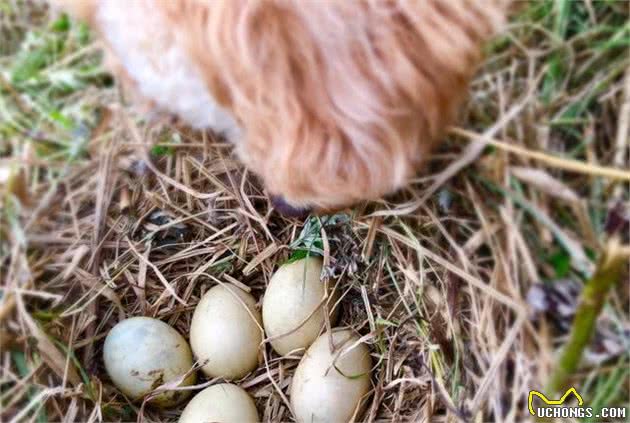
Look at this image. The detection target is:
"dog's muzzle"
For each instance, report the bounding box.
[270,195,312,219]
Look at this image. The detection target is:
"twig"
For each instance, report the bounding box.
[451,127,630,180]
[612,67,630,198]
[546,238,629,395]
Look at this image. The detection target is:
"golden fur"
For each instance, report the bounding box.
[55,0,506,211]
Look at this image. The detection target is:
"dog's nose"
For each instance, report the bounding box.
[270,195,312,218]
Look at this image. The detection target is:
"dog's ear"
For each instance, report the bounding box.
[174,1,421,207]
[163,0,507,209]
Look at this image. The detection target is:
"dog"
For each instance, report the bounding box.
[54,0,505,215]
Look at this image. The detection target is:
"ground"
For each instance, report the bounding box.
[0,1,628,422]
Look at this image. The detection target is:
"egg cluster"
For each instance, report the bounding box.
[102,257,372,422]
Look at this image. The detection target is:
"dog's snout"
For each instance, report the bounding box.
[270,195,311,218]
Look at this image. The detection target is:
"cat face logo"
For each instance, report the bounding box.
[528,387,584,415]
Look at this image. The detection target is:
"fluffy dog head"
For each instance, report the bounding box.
[56,0,505,213]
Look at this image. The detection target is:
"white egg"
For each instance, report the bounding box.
[190,284,262,379]
[263,257,339,355]
[179,383,259,423]
[103,317,195,407]
[290,329,372,423]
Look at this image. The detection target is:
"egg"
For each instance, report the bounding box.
[263,257,339,355]
[190,284,262,379]
[179,383,259,423]
[103,317,196,407]
[290,329,372,423]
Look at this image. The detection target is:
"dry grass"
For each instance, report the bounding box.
[1,1,628,422]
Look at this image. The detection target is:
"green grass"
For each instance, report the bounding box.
[1,9,107,164]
